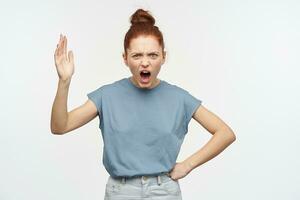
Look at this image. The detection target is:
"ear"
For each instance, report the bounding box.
[161,51,166,65]
[122,53,128,66]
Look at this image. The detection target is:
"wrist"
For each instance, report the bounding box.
[183,161,194,173]
[59,78,71,85]
[59,77,71,83]
[58,78,71,90]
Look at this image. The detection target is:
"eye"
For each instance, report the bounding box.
[132,54,140,58]
[149,54,158,58]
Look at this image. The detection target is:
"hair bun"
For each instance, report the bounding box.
[130,9,155,26]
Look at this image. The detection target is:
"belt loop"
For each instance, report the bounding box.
[157,175,162,185]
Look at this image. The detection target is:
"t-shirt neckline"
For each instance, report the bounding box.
[126,77,163,91]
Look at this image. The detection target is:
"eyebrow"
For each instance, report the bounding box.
[130,51,160,55]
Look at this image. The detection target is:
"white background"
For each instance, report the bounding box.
[1,0,299,199]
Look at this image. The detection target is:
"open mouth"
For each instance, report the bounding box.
[140,70,151,83]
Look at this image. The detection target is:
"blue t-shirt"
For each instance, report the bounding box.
[87,77,202,178]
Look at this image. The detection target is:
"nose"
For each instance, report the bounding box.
[140,57,150,67]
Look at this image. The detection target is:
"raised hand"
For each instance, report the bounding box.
[54,34,74,81]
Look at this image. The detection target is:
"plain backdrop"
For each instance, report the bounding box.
[1,0,299,199]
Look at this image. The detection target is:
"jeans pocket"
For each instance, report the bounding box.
[105,178,121,196]
[163,179,182,196]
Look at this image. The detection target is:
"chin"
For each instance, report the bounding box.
[135,76,153,88]
[138,81,152,88]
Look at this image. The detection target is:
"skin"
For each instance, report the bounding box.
[54,34,74,81]
[122,35,166,89]
[51,34,236,181]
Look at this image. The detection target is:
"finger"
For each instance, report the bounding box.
[55,45,61,57]
[68,50,74,63]
[64,36,67,56]
[61,36,64,54]
[63,36,67,58]
[59,34,62,47]
[54,49,59,60]
[56,43,60,53]
[57,34,63,56]
[61,35,66,57]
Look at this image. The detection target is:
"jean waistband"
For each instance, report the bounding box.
[109,172,173,186]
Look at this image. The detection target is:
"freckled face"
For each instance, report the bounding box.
[123,35,166,89]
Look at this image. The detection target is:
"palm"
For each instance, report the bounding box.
[54,34,74,80]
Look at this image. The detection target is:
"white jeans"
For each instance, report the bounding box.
[104,172,182,200]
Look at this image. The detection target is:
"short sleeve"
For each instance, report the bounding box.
[87,86,104,114]
[183,90,202,127]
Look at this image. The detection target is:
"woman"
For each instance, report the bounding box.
[51,8,236,200]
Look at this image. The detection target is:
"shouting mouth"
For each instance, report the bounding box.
[140,70,151,83]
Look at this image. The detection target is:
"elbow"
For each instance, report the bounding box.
[51,130,64,135]
[221,126,236,143]
[228,129,236,143]
[50,124,66,135]
[50,128,65,135]
[231,133,237,142]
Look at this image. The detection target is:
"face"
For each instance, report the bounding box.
[123,35,166,89]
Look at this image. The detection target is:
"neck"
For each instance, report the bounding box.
[130,76,160,89]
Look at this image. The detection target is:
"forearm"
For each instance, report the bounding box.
[50,79,71,134]
[183,128,236,173]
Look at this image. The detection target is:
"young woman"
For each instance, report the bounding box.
[51,8,236,200]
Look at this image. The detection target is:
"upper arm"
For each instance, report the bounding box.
[62,99,98,134]
[192,105,234,135]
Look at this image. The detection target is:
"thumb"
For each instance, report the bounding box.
[68,51,74,63]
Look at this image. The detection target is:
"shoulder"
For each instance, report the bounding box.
[163,80,202,105]
[162,80,190,96]
[93,78,126,92]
